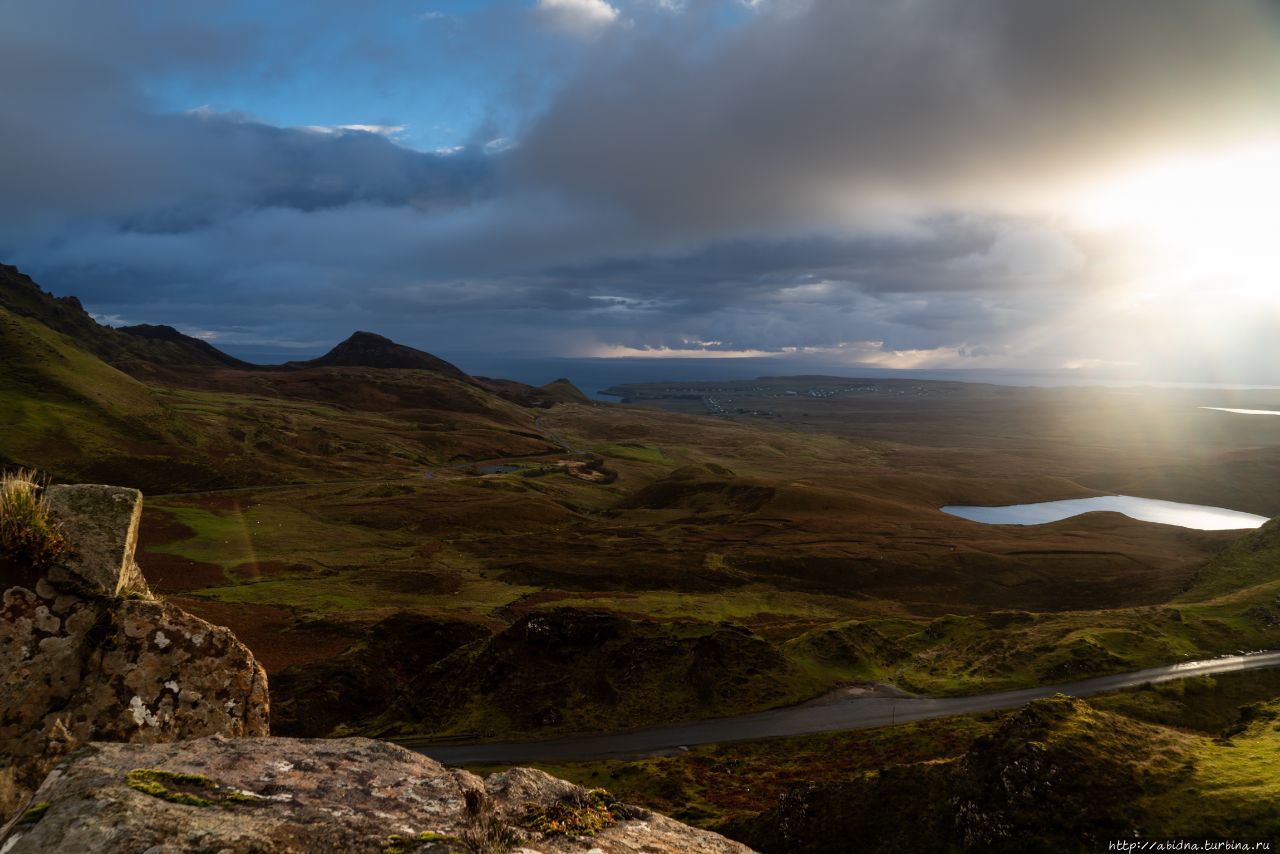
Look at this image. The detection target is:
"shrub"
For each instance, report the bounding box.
[0,469,67,568]
[523,789,622,838]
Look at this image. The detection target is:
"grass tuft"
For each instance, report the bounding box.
[0,469,67,569]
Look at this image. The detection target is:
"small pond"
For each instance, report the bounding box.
[1200,407,1280,416]
[475,464,522,475]
[942,495,1268,531]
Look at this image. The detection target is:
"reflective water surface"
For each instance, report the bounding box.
[1200,407,1280,416]
[942,495,1268,530]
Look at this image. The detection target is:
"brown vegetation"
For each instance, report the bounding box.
[0,469,66,572]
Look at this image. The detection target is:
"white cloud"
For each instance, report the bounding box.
[537,0,620,36]
[948,225,1085,286]
[588,344,774,358]
[89,312,130,327]
[483,137,516,154]
[303,124,407,139]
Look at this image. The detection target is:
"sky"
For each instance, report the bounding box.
[3,0,1280,382]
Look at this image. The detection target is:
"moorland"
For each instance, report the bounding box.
[4,263,1280,847]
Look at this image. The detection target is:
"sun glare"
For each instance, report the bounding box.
[1073,141,1280,306]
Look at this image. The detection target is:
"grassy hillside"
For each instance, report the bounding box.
[140,393,1280,743]
[1180,517,1280,603]
[726,691,1280,851]
[539,378,592,405]
[0,306,204,485]
[0,311,561,492]
[0,264,251,369]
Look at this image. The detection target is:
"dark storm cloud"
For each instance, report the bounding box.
[1,73,494,233]
[3,1,1279,373]
[515,0,1280,233]
[538,218,1069,298]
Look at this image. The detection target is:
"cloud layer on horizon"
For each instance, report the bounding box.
[3,0,1279,380]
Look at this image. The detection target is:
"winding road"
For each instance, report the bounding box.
[414,650,1280,765]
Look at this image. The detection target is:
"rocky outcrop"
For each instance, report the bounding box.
[0,485,268,820]
[3,736,750,853]
[43,484,151,598]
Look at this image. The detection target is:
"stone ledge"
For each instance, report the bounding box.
[44,484,150,599]
[1,737,752,853]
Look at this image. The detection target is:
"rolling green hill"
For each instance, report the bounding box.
[0,264,253,369]
[0,306,198,482]
[0,267,560,491]
[730,692,1280,851]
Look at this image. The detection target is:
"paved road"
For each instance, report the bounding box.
[415,650,1280,765]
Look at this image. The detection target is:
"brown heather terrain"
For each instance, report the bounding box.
[5,265,1280,846]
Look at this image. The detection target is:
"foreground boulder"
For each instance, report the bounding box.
[0,484,268,819]
[2,736,750,853]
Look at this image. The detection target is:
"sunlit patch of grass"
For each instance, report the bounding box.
[1178,518,1280,604]
[143,499,409,571]
[194,571,538,617]
[600,444,669,464]
[545,587,861,625]
[1136,700,1280,839]
[1092,669,1280,732]
[1182,729,1280,818]
[875,603,1280,698]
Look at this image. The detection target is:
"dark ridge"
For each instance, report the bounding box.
[286,331,471,380]
[117,324,255,369]
[539,377,591,405]
[0,263,256,370]
[117,323,197,342]
[473,376,551,408]
[0,264,106,342]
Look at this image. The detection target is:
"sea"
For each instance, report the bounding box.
[219,348,1280,403]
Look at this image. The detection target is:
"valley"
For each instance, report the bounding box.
[4,267,1280,847]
